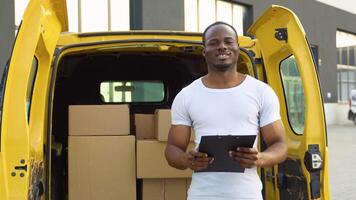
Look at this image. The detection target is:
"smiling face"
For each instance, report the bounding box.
[203,24,239,72]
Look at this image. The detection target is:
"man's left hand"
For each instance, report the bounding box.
[229,147,263,168]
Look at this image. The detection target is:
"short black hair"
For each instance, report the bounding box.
[202,21,238,46]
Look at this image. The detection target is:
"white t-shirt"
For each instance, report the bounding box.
[171,75,281,200]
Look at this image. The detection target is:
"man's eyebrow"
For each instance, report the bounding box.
[206,36,236,43]
[207,38,219,42]
[224,37,235,40]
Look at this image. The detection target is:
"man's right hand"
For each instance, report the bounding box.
[165,125,214,170]
[185,149,214,171]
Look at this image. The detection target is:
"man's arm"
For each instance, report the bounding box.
[258,119,287,167]
[165,125,213,170]
[230,120,287,168]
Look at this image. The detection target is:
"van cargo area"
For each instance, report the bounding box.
[0,3,330,199]
[50,47,253,200]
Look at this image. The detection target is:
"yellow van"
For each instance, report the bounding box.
[0,0,329,199]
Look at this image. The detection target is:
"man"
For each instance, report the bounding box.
[165,21,287,200]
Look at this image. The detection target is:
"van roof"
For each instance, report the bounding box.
[58,31,255,48]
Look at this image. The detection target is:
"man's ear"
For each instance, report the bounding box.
[202,48,206,56]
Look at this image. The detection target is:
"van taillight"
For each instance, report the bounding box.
[349,99,352,109]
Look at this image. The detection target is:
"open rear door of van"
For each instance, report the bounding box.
[0,0,67,199]
[247,5,329,200]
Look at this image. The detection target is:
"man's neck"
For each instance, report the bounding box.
[202,71,246,89]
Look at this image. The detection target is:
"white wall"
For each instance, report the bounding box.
[316,0,356,15]
[324,103,353,125]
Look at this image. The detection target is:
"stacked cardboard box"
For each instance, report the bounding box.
[154,109,195,142]
[135,109,195,199]
[69,105,130,136]
[142,178,190,200]
[69,106,195,200]
[134,109,195,178]
[68,105,136,200]
[134,114,155,139]
[136,140,194,178]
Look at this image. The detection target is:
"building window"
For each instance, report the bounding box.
[184,0,249,35]
[68,0,130,32]
[15,0,130,33]
[336,31,356,102]
[14,0,28,36]
[337,69,356,101]
[15,0,29,28]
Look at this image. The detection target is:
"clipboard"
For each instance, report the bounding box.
[196,135,256,173]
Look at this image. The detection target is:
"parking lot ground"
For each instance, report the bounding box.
[328,125,356,200]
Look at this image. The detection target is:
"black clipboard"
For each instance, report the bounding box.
[196,135,256,173]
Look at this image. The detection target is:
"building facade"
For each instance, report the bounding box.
[1,0,356,125]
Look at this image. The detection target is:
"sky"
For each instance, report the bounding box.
[316,0,356,14]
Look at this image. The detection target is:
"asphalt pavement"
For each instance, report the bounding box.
[328,124,356,200]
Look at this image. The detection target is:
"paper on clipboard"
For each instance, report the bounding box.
[196,135,256,173]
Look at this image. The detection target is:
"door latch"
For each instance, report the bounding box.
[304,144,323,171]
[304,144,322,199]
[11,160,28,177]
[14,165,28,171]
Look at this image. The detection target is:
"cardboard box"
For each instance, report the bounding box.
[135,114,155,139]
[142,179,164,200]
[68,136,136,200]
[69,104,130,136]
[154,109,171,141]
[155,109,195,142]
[142,179,187,200]
[137,140,194,178]
[165,179,187,200]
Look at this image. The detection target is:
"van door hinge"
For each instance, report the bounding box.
[304,144,323,172]
[304,144,322,199]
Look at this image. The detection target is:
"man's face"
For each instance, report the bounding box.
[203,24,239,72]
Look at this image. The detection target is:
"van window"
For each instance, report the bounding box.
[26,57,38,122]
[280,55,305,134]
[100,81,165,103]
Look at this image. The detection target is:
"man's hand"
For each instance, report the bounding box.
[229,120,288,169]
[229,147,262,168]
[185,149,214,171]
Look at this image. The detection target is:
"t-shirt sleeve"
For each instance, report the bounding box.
[259,86,281,127]
[171,90,192,126]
